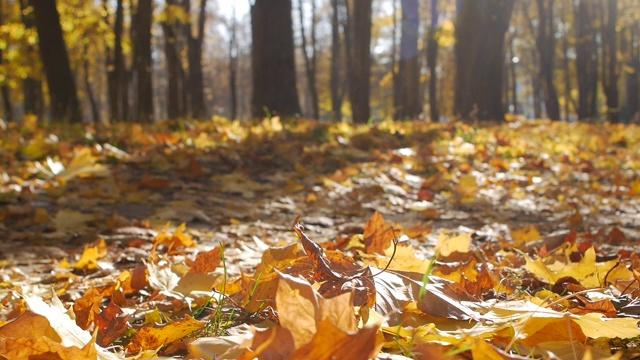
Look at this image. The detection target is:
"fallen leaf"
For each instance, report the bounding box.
[126,315,205,354]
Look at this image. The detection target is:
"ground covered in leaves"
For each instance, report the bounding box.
[1,117,640,359]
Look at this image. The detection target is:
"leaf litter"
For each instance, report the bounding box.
[0,118,640,358]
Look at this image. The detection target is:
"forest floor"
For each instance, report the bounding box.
[0,117,640,359]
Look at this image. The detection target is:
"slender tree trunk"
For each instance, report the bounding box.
[426,0,439,121]
[162,0,181,119]
[18,0,43,118]
[0,0,12,121]
[188,0,207,118]
[135,0,153,123]
[83,44,100,123]
[347,0,372,123]
[330,0,343,121]
[534,0,560,120]
[508,34,517,113]
[251,0,301,118]
[600,0,619,122]
[575,0,598,121]
[561,0,573,120]
[391,0,399,118]
[32,0,80,122]
[229,13,238,120]
[454,0,515,121]
[114,0,125,121]
[625,23,639,121]
[298,0,319,119]
[395,0,421,119]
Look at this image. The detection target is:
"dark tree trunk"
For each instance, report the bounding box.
[454,0,514,121]
[347,0,372,123]
[395,0,421,119]
[162,0,181,120]
[251,0,301,118]
[508,33,517,113]
[560,0,573,120]
[0,0,12,122]
[575,0,598,121]
[391,0,399,118]
[426,0,439,121]
[229,14,238,120]
[298,0,319,119]
[135,0,153,123]
[330,0,344,121]
[83,44,100,123]
[624,23,639,121]
[19,0,44,118]
[32,0,80,122]
[534,0,560,120]
[188,0,207,119]
[114,0,125,121]
[600,0,619,122]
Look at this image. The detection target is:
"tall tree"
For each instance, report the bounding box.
[600,0,619,122]
[575,0,598,120]
[32,0,80,122]
[104,0,126,121]
[395,0,421,119]
[329,0,345,121]
[426,0,440,121]
[0,0,12,121]
[454,0,514,121]
[623,23,639,121]
[533,0,560,120]
[250,0,300,118]
[187,0,208,119]
[347,0,372,123]
[19,0,44,118]
[229,12,238,120]
[298,0,319,119]
[135,0,153,123]
[161,0,182,119]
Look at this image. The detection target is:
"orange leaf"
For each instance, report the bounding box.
[153,223,196,249]
[73,287,106,330]
[188,247,222,274]
[126,315,205,354]
[289,319,380,360]
[95,302,130,347]
[363,211,395,255]
[0,311,59,341]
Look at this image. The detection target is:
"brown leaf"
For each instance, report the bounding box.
[188,246,222,274]
[363,211,396,255]
[73,287,106,330]
[0,335,97,360]
[237,326,295,360]
[95,302,130,347]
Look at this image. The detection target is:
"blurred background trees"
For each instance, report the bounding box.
[0,0,638,123]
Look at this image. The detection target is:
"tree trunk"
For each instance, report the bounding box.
[560,0,573,120]
[534,0,560,120]
[426,0,439,122]
[395,0,421,119]
[18,0,44,118]
[508,33,517,113]
[600,0,619,122]
[161,0,181,120]
[454,0,514,121]
[32,0,80,122]
[229,14,238,120]
[83,44,100,123]
[114,0,125,121]
[0,0,12,122]
[298,0,319,119]
[347,0,372,123]
[329,0,344,121]
[188,0,207,119]
[135,0,153,123]
[391,0,399,119]
[575,0,598,121]
[624,23,639,121]
[251,0,300,118]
